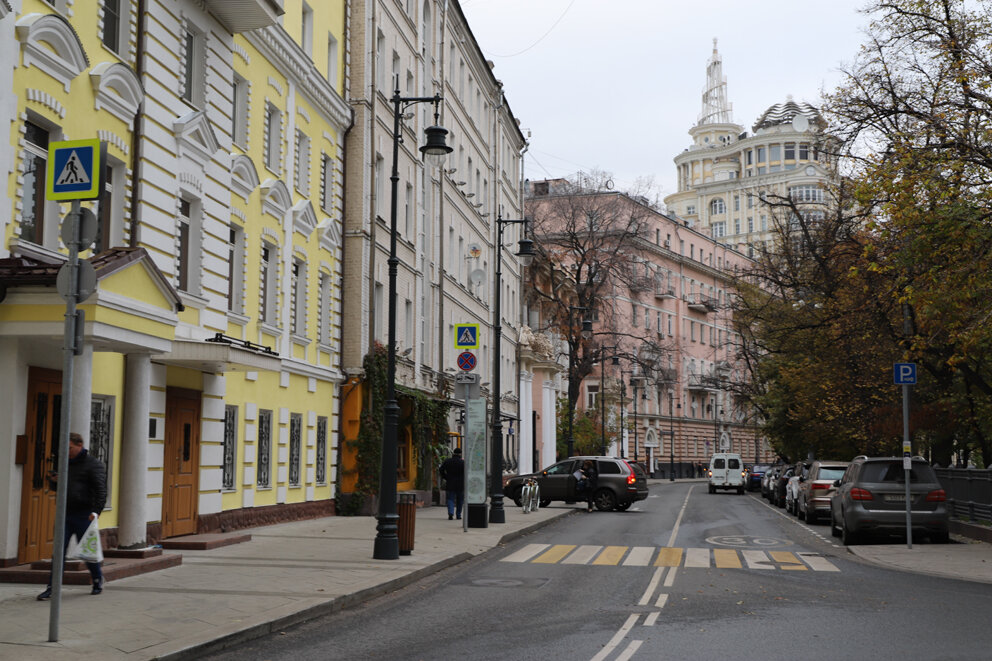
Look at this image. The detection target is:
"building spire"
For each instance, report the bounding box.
[698,38,733,125]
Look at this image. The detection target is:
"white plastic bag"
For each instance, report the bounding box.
[66,515,103,563]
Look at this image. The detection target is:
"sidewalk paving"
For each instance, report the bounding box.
[0,504,577,661]
[1,491,989,660]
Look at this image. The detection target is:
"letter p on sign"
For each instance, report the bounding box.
[894,363,917,385]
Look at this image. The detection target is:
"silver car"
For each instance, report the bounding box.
[798,460,849,524]
[830,456,949,545]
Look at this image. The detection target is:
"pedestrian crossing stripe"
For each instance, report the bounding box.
[502,544,840,572]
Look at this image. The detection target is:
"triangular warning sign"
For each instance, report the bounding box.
[57,151,90,186]
[458,327,475,344]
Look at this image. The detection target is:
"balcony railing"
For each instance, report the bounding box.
[686,293,718,313]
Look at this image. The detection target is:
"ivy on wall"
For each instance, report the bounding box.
[339,342,451,514]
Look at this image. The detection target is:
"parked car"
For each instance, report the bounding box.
[761,464,784,500]
[708,453,746,494]
[504,456,649,511]
[785,462,811,515]
[798,460,850,523]
[830,456,949,545]
[747,464,771,492]
[771,464,796,507]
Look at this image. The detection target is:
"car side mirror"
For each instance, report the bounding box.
[542,471,549,477]
[833,479,841,487]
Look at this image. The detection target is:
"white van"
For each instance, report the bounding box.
[708,453,745,494]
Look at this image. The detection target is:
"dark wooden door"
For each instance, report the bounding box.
[19,368,62,563]
[162,388,200,538]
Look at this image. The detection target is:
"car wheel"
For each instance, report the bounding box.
[539,499,552,508]
[594,489,617,511]
[737,486,744,495]
[614,501,632,511]
[931,530,950,544]
[841,517,860,546]
[708,484,716,494]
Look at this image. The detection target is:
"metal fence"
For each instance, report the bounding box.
[935,468,992,524]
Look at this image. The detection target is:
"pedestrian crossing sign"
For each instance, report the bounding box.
[454,323,479,349]
[46,139,104,201]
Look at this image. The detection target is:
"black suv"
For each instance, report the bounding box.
[504,456,649,511]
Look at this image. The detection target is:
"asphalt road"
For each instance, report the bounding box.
[202,484,992,660]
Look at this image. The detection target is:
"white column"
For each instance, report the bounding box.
[517,370,533,474]
[70,344,93,445]
[118,353,151,548]
[541,379,556,468]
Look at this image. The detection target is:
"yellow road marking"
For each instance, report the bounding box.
[593,545,628,565]
[533,544,576,563]
[713,548,743,569]
[654,547,683,567]
[769,551,808,570]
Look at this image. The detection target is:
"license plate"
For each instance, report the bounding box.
[884,494,905,502]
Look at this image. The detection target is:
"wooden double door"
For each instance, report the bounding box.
[162,388,201,538]
[18,368,63,564]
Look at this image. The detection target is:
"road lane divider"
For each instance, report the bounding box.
[589,613,640,661]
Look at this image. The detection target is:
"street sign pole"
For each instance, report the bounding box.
[895,362,917,550]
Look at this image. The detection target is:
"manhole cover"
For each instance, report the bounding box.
[462,577,549,589]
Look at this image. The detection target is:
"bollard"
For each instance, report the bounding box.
[397,492,417,555]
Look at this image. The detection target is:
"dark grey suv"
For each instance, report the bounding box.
[505,456,649,511]
[829,456,949,545]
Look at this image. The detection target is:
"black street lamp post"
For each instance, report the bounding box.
[670,402,679,482]
[631,378,641,464]
[489,213,534,524]
[373,87,451,561]
[599,346,619,456]
[618,375,625,459]
[565,306,592,458]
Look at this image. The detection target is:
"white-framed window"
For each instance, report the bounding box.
[374,153,384,220]
[222,405,238,491]
[101,0,127,54]
[257,409,272,488]
[93,158,125,253]
[734,219,741,234]
[376,30,385,90]
[404,183,413,239]
[712,221,725,238]
[733,195,740,211]
[289,413,302,487]
[373,282,384,341]
[318,271,332,346]
[177,198,201,293]
[21,119,52,246]
[316,416,328,485]
[685,204,696,215]
[295,130,310,195]
[232,74,249,147]
[264,103,282,173]
[181,22,205,107]
[709,198,725,215]
[320,153,334,213]
[260,241,277,324]
[227,225,245,313]
[326,33,338,87]
[747,217,754,233]
[291,258,306,336]
[300,2,313,55]
[789,185,824,203]
[586,384,599,410]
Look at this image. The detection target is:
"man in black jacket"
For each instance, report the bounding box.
[38,433,108,600]
[439,447,464,520]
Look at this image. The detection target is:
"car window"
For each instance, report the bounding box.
[861,462,936,483]
[544,461,574,476]
[713,458,726,469]
[728,458,740,469]
[598,460,621,474]
[753,464,770,472]
[817,467,846,481]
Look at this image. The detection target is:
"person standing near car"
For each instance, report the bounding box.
[37,433,107,600]
[579,460,598,512]
[439,447,464,520]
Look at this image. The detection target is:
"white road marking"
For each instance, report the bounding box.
[684,547,710,568]
[638,567,666,605]
[664,566,678,586]
[643,611,660,627]
[590,613,640,661]
[502,543,548,563]
[615,639,643,661]
[655,593,669,608]
[623,546,655,566]
[667,486,695,547]
[798,551,840,572]
[742,550,775,569]
[563,545,603,564]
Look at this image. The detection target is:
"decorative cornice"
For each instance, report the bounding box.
[16,13,89,92]
[173,110,221,167]
[89,61,144,123]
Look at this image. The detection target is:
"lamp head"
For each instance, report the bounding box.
[581,318,593,339]
[516,237,535,267]
[420,125,452,167]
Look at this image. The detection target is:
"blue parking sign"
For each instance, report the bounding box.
[894,363,917,385]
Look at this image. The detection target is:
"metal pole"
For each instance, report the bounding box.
[632,382,638,463]
[49,200,82,642]
[600,348,607,456]
[670,401,677,481]
[489,219,505,524]
[566,308,574,459]
[618,379,625,459]
[903,382,912,549]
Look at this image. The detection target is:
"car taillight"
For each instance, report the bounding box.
[707,470,712,477]
[926,489,946,502]
[622,460,637,485]
[850,487,873,501]
[741,471,747,478]
[811,481,832,491]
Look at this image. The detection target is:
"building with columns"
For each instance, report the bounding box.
[0,0,349,564]
[663,40,836,258]
[339,0,527,502]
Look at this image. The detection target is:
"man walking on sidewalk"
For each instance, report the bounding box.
[439,447,464,520]
[38,433,107,600]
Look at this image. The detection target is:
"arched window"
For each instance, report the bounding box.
[709,198,726,215]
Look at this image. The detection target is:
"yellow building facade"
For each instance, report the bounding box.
[0,0,350,566]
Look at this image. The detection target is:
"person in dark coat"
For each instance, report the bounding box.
[439,447,465,520]
[38,433,107,600]
[579,459,598,512]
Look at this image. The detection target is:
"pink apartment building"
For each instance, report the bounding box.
[519,179,774,477]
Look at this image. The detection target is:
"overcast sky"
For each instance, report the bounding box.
[460,0,874,201]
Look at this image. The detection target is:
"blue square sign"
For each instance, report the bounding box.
[894,363,917,385]
[46,139,103,200]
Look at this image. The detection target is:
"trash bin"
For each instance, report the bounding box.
[397,492,417,555]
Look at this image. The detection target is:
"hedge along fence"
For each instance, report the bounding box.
[935,468,992,524]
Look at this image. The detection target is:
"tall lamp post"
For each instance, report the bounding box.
[565,306,592,458]
[631,377,641,464]
[600,345,618,456]
[618,373,626,459]
[373,86,451,561]
[489,213,535,524]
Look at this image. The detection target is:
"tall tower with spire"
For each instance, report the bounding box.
[698,38,733,126]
